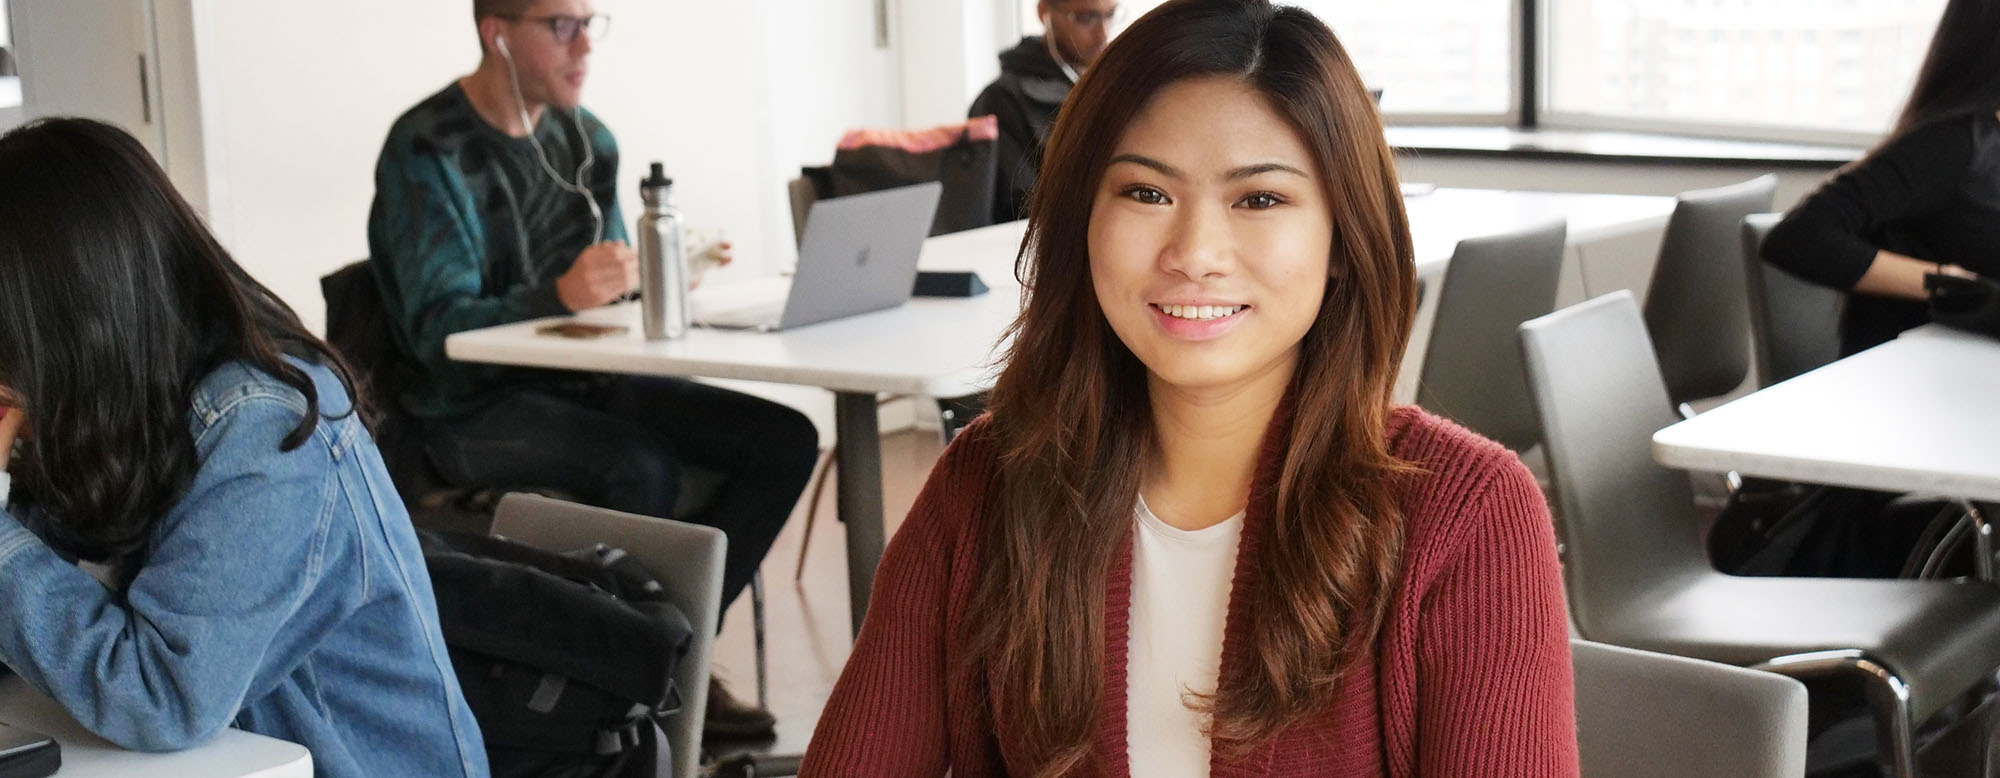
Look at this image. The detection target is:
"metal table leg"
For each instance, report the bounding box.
[834,391,885,639]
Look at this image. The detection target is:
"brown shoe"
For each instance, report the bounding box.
[703,677,776,738]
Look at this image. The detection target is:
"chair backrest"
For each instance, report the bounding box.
[321,259,437,499]
[1519,292,1709,633]
[319,259,398,402]
[1740,212,1844,386]
[1642,174,1778,405]
[1572,639,1808,778]
[491,493,725,778]
[1417,218,1568,451]
[817,116,1000,236]
[787,176,817,248]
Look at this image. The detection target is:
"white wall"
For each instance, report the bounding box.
[192,0,487,332]
[896,0,1003,130]
[760,0,903,252]
[189,0,903,336]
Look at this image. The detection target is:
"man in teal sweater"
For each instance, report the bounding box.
[367,0,815,737]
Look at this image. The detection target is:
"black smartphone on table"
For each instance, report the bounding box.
[0,722,58,778]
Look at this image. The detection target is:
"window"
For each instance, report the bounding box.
[1012,0,1948,142]
[0,0,19,111]
[1293,0,1514,117]
[1543,0,1948,140]
[1018,0,1515,118]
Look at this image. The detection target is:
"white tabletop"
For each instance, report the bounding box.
[446,187,1675,401]
[1653,325,2000,502]
[0,677,312,778]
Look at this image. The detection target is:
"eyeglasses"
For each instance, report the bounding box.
[501,13,611,45]
[1051,4,1127,28]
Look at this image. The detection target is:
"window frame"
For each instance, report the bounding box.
[1007,0,1928,146]
[1527,0,1916,147]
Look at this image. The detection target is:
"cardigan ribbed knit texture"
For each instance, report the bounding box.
[800,405,1578,777]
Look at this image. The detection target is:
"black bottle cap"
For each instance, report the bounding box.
[642,162,673,189]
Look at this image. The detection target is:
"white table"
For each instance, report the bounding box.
[447,187,1676,635]
[1653,325,2000,503]
[0,678,311,778]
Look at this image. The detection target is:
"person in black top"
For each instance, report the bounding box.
[1763,0,2000,355]
[969,1,1125,224]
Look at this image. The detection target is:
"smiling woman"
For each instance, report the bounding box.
[1087,77,1338,398]
[800,2,1576,777]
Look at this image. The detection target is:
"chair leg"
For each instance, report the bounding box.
[1963,499,1994,582]
[1757,650,1918,778]
[792,446,837,583]
[1862,668,1919,778]
[1912,504,1975,579]
[937,407,957,448]
[751,570,768,710]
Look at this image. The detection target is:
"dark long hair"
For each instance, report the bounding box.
[0,118,362,562]
[968,1,1418,773]
[1883,0,2000,141]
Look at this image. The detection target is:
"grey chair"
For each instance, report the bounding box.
[1520,291,2000,778]
[1573,639,1808,778]
[492,493,725,778]
[1741,212,1844,387]
[1416,218,1567,451]
[1642,175,1778,410]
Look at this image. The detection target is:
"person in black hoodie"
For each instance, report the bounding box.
[970,1,1125,224]
[1763,0,2000,353]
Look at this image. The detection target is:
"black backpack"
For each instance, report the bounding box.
[419,529,694,778]
[1709,480,1973,579]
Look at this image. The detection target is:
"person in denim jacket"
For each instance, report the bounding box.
[0,118,488,778]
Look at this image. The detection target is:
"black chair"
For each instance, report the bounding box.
[800,117,1000,238]
[319,260,454,515]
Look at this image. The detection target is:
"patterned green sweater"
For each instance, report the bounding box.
[367,82,627,420]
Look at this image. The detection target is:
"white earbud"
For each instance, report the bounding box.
[492,27,603,243]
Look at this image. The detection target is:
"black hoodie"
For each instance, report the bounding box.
[969,36,1075,224]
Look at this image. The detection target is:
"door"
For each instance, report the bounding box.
[8,0,163,156]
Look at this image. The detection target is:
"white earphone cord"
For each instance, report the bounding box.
[499,38,605,244]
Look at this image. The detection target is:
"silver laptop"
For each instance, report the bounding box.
[695,182,942,331]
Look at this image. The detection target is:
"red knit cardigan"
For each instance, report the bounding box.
[800,406,1578,777]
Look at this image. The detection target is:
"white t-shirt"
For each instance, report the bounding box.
[1125,496,1245,778]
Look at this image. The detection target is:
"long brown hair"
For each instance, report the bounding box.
[1891,0,2000,137]
[967,0,1418,773]
[1851,0,2000,169]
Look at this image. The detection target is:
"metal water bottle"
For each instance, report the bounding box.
[636,162,689,340]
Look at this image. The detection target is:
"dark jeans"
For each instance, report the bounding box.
[424,375,819,609]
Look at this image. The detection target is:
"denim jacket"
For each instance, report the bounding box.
[0,357,489,778]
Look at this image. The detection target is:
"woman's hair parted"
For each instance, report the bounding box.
[0,118,363,562]
[967,0,1418,773]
